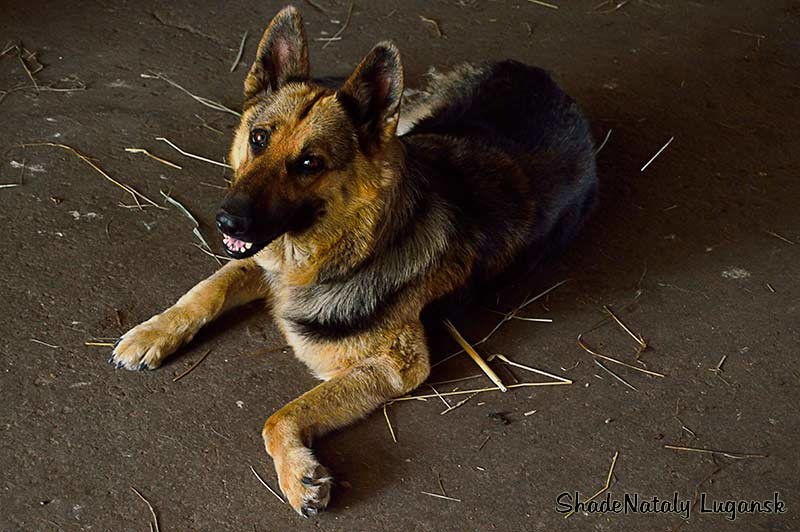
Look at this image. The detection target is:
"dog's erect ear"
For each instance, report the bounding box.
[244,5,309,101]
[338,42,404,146]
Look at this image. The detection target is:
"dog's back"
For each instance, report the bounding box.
[400,60,597,295]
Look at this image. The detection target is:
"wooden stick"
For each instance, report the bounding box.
[389,381,571,403]
[172,349,212,382]
[156,137,231,168]
[564,451,619,519]
[124,148,182,169]
[577,335,665,377]
[593,359,638,391]
[663,444,768,460]
[491,353,572,384]
[382,404,397,443]
[250,465,286,503]
[130,487,160,532]
[432,279,569,368]
[229,31,248,72]
[640,136,674,172]
[20,142,161,209]
[322,0,354,49]
[443,319,507,392]
[527,0,559,9]
[421,491,461,502]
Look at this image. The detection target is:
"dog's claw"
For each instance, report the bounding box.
[113,337,122,349]
[137,362,148,371]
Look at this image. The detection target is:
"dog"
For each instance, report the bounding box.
[110,4,597,516]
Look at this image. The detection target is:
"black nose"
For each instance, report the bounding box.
[216,209,252,237]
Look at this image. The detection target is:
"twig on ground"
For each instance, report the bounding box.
[428,384,451,408]
[730,28,766,41]
[640,136,674,172]
[85,341,115,347]
[486,309,552,322]
[432,279,569,368]
[564,451,619,519]
[707,354,730,386]
[19,142,161,209]
[595,0,629,13]
[764,230,796,245]
[389,380,571,404]
[156,137,231,168]
[230,31,248,72]
[17,48,40,91]
[124,148,182,169]
[161,190,220,265]
[426,374,483,387]
[1,41,15,57]
[443,319,507,391]
[593,359,638,391]
[303,0,332,15]
[437,472,447,496]
[383,403,397,443]
[420,16,446,38]
[322,1,354,49]
[421,491,461,502]
[130,487,160,532]
[577,334,665,377]
[194,114,225,135]
[602,305,648,355]
[489,353,572,384]
[663,444,767,460]
[172,349,213,382]
[30,338,60,349]
[199,181,227,190]
[527,0,559,9]
[142,72,240,117]
[439,392,480,415]
[690,464,725,513]
[192,242,232,262]
[249,465,286,504]
[594,128,612,155]
[674,416,696,439]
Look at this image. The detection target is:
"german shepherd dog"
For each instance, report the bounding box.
[110,5,597,516]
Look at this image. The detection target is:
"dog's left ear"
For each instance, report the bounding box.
[244,5,309,102]
[338,41,404,147]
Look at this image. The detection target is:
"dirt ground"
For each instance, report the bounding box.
[2,1,799,530]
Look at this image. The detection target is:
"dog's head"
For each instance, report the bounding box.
[218,5,404,259]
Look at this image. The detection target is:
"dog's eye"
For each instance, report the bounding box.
[299,155,325,174]
[249,129,270,151]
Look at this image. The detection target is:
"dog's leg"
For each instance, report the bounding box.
[262,322,430,516]
[110,258,268,370]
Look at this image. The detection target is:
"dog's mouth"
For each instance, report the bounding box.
[221,233,269,259]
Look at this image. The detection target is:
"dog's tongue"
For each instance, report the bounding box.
[222,234,251,253]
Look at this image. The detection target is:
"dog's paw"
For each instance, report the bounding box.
[276,448,333,517]
[108,311,193,371]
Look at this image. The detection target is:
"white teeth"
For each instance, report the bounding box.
[245,242,252,249]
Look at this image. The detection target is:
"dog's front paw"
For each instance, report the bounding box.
[275,447,333,517]
[109,310,194,371]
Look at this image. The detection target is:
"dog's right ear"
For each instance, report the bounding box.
[338,42,404,149]
[244,5,309,102]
